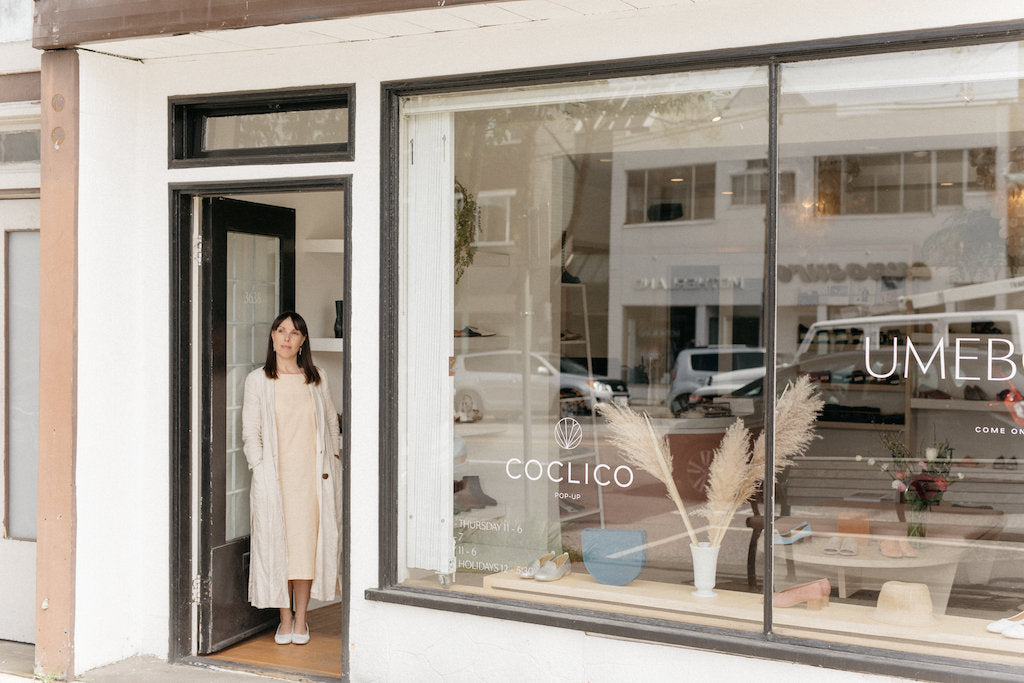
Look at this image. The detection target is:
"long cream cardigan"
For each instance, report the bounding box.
[242,366,342,609]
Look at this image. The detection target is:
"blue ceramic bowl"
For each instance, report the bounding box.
[581,528,647,586]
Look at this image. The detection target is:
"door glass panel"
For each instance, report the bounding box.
[225,231,280,541]
[6,230,39,540]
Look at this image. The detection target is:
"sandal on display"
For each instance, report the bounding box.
[773,521,812,545]
[520,552,557,579]
[838,537,859,556]
[534,552,572,582]
[822,536,842,555]
[772,578,831,609]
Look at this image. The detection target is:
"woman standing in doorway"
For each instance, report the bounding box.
[242,311,342,645]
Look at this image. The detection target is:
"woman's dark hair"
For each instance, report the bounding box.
[263,311,321,384]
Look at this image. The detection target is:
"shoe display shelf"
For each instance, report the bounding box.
[473,568,1024,666]
[301,236,345,354]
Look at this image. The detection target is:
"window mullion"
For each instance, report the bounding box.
[762,60,781,635]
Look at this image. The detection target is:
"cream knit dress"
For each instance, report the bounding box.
[273,373,319,580]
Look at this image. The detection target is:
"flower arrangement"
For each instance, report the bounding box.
[598,375,823,547]
[858,432,965,536]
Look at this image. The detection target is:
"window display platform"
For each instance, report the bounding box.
[468,569,1024,666]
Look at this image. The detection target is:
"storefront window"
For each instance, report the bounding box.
[399,67,770,633]
[777,41,1024,663]
[393,35,1024,671]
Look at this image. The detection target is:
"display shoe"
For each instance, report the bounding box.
[1008,456,1019,471]
[292,622,310,645]
[822,536,842,555]
[463,475,498,507]
[1003,623,1024,639]
[838,537,859,556]
[453,488,486,512]
[520,552,557,579]
[773,522,812,545]
[534,552,572,582]
[879,539,902,558]
[772,578,831,609]
[897,538,917,558]
[274,622,293,645]
[986,610,1024,634]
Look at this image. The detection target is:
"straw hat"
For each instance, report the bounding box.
[872,581,936,625]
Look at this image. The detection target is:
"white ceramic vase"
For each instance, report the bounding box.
[690,542,720,597]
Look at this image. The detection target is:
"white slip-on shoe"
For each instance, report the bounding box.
[822,536,842,555]
[1003,623,1024,639]
[838,537,859,556]
[534,552,571,582]
[988,610,1024,634]
[292,622,310,645]
[274,623,293,645]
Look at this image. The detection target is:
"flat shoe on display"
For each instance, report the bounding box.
[292,622,310,645]
[879,539,902,558]
[274,623,293,645]
[534,552,572,581]
[773,522,812,545]
[822,536,842,555]
[772,578,831,609]
[897,538,917,558]
[520,552,557,579]
[1003,623,1024,639]
[987,610,1024,634]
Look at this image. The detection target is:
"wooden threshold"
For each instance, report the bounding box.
[204,603,341,680]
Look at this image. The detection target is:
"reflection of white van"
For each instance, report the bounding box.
[795,310,1024,361]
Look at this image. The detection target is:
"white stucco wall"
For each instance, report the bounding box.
[0,0,32,44]
[68,0,1024,678]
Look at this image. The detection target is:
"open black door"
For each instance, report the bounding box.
[199,196,296,653]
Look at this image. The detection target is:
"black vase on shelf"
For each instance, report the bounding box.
[334,300,344,339]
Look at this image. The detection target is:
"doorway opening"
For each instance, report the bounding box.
[170,179,350,681]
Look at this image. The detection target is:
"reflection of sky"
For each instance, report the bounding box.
[782,42,1023,111]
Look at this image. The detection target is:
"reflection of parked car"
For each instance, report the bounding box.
[667,346,765,416]
[453,351,629,417]
[687,365,766,406]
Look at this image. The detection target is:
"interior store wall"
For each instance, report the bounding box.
[66,0,1024,677]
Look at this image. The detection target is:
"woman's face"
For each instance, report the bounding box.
[272,317,305,364]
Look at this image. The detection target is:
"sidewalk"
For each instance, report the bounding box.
[0,656,295,682]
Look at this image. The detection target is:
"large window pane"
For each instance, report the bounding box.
[779,41,1024,663]
[401,67,768,630]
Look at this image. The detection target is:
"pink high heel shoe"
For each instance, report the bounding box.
[772,578,831,609]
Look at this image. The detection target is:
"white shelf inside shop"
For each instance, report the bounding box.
[310,337,344,353]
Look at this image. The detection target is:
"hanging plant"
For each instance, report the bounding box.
[454,179,478,284]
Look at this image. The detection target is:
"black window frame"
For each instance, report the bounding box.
[169,85,354,167]
[375,20,1024,682]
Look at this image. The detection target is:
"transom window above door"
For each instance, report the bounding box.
[170,86,353,166]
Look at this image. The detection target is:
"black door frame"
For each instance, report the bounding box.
[169,176,352,680]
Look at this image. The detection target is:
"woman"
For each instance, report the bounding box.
[242,311,342,646]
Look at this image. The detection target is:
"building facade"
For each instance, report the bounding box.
[3,0,1024,680]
